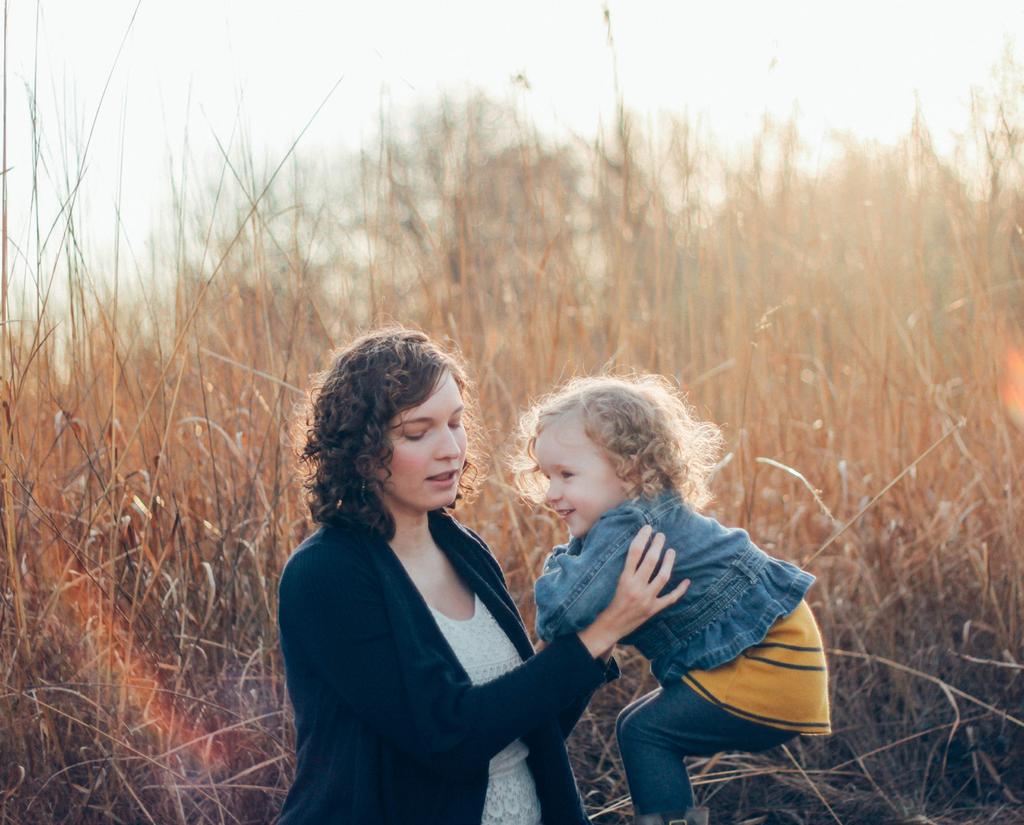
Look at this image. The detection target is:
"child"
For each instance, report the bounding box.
[515,375,831,825]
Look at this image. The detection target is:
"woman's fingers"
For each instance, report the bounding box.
[654,546,675,584]
[641,545,678,617]
[582,526,689,654]
[659,576,691,606]
[635,531,665,579]
[625,524,653,573]
[624,527,686,606]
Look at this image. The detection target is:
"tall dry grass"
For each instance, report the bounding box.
[1,80,1023,823]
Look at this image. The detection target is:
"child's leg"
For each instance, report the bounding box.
[616,688,694,812]
[616,680,795,814]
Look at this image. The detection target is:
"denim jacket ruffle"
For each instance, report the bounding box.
[534,491,814,684]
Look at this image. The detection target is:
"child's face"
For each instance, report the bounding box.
[533,414,633,538]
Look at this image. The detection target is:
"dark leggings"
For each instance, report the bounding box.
[616,680,796,813]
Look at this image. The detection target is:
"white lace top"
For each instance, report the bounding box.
[428,594,544,825]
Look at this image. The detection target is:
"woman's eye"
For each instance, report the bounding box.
[404,432,426,441]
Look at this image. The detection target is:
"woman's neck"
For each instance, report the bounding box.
[388,514,434,560]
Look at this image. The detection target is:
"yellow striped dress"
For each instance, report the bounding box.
[680,600,831,734]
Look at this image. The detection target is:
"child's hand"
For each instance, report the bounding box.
[534,639,548,652]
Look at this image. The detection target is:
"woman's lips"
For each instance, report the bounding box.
[427,470,458,485]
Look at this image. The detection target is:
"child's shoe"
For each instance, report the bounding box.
[634,807,709,825]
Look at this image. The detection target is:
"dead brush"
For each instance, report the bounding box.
[1,63,1023,825]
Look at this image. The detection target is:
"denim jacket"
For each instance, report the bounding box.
[534,490,814,684]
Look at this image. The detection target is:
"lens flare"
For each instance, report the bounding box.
[58,547,228,774]
[1001,347,1024,429]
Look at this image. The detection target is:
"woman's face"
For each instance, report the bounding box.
[378,371,468,530]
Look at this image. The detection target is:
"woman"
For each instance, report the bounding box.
[277,327,687,825]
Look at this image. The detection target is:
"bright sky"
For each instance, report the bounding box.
[5,0,1023,270]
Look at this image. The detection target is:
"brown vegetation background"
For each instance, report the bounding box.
[2,78,1023,824]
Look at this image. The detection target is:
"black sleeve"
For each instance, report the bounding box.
[278,542,609,779]
[556,656,619,738]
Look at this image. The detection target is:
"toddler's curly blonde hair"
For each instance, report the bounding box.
[513,374,724,510]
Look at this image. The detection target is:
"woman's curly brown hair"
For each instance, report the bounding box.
[513,374,723,510]
[295,327,481,539]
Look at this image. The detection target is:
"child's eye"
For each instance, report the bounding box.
[561,471,574,479]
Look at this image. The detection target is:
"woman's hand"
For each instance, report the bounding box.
[577,525,689,660]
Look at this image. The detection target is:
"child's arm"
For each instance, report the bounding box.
[535,507,656,642]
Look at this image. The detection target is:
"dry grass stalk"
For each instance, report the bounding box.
[1,66,1023,824]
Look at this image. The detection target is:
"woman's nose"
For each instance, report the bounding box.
[435,427,463,458]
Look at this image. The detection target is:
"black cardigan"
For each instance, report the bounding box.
[276,510,616,825]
